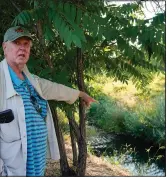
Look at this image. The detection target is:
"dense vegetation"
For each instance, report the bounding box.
[87,74,165,146]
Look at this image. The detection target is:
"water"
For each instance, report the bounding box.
[87,126,166,176]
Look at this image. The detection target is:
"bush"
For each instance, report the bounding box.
[142,94,165,145]
[87,93,165,146]
[87,95,127,133]
[124,93,165,145]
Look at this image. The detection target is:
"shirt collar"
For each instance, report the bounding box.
[8,65,24,86]
[2,58,45,100]
[2,59,17,99]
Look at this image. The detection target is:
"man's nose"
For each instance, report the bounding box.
[19,44,27,49]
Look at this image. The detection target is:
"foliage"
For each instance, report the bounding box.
[123,92,165,145]
[87,95,127,133]
[0,0,164,90]
[138,94,165,144]
[87,92,165,146]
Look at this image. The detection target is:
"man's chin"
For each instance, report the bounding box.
[17,61,27,70]
[17,58,28,65]
[17,63,25,70]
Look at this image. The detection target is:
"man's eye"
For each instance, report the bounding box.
[13,41,19,45]
[25,43,29,46]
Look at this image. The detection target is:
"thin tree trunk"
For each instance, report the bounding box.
[67,112,78,167]
[76,48,87,176]
[50,104,76,176]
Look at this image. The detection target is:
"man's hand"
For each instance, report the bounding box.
[79,91,97,107]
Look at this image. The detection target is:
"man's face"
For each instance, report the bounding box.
[3,37,31,68]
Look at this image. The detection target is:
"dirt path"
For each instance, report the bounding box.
[45,141,131,177]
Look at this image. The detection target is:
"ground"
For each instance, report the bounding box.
[45,141,131,177]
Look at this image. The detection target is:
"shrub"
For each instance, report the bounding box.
[87,95,127,133]
[124,93,165,145]
[141,94,165,145]
[87,93,165,146]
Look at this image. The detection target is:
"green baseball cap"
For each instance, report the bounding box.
[3,26,32,42]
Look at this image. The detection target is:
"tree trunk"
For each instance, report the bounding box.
[67,112,78,167]
[76,48,87,176]
[50,104,76,176]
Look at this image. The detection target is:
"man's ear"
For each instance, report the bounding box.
[2,42,6,51]
[2,42,7,56]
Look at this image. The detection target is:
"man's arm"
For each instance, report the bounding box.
[35,76,96,106]
[36,76,80,104]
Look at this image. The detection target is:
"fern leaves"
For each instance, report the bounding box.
[12,2,85,49]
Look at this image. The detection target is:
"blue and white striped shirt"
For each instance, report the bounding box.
[8,65,48,176]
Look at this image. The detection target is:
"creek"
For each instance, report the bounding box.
[87,125,166,176]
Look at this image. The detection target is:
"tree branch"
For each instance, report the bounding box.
[9,0,21,13]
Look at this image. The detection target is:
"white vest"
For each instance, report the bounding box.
[0,59,61,176]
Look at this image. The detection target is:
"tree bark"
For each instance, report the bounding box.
[76,48,87,176]
[67,112,78,167]
[50,104,76,176]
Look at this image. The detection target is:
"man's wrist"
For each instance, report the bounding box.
[79,91,85,98]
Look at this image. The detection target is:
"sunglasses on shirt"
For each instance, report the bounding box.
[30,95,42,114]
[24,76,42,115]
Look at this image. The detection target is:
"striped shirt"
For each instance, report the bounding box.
[8,66,48,176]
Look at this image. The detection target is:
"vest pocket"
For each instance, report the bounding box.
[0,118,21,143]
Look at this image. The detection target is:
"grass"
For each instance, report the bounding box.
[87,72,165,146]
[102,73,165,109]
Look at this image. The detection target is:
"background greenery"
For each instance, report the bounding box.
[87,73,165,146]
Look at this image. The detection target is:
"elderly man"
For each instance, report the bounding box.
[0,26,96,176]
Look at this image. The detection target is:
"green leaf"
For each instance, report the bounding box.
[53,13,62,31]
[48,9,54,23]
[57,2,63,10]
[76,9,82,24]
[72,34,82,48]
[63,26,72,49]
[18,13,26,25]
[71,5,76,22]
[73,28,86,43]
[59,21,66,40]
[61,11,86,43]
[44,26,55,41]
[48,0,56,9]
[64,3,70,17]
[22,11,31,24]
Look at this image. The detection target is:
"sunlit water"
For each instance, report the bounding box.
[87,126,166,176]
